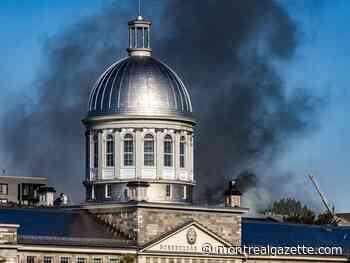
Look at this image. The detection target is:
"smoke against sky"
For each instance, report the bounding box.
[1,0,322,206]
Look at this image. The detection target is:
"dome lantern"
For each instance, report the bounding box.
[127,0,152,57]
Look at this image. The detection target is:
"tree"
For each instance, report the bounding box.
[266,198,316,224]
[265,198,337,225]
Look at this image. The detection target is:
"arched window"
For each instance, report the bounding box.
[144,134,155,167]
[123,134,134,166]
[106,134,114,167]
[180,136,186,168]
[93,134,99,168]
[164,134,173,167]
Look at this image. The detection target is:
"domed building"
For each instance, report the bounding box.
[0,7,348,263]
[82,14,196,204]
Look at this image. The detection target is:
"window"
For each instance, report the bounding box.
[164,135,173,167]
[106,134,114,167]
[0,184,8,195]
[105,184,112,198]
[0,199,7,204]
[60,257,69,263]
[77,258,86,263]
[166,184,171,197]
[44,257,53,263]
[183,185,187,200]
[93,134,99,168]
[93,258,102,263]
[124,134,134,166]
[180,136,186,168]
[144,134,155,166]
[27,256,35,263]
[108,258,119,263]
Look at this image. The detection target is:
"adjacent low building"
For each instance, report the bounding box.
[0,176,52,206]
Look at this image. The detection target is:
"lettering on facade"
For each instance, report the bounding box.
[159,244,198,253]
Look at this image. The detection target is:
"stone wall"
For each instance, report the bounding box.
[90,205,242,246]
[137,207,241,246]
[93,206,138,240]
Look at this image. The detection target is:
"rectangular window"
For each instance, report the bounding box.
[60,257,69,263]
[93,258,102,263]
[183,185,187,200]
[180,141,185,168]
[0,184,8,195]
[166,184,171,197]
[105,184,112,198]
[77,258,86,263]
[43,257,53,263]
[108,258,119,263]
[106,135,114,167]
[27,256,35,263]
[124,137,134,166]
[164,143,173,167]
[144,139,155,167]
[93,136,99,168]
[0,199,8,204]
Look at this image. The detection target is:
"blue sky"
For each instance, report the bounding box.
[0,1,349,211]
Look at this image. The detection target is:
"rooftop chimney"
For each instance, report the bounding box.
[224,181,242,208]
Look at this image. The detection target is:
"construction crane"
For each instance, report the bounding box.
[308,174,340,225]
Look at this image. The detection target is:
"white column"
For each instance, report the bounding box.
[156,130,163,179]
[88,132,93,180]
[98,130,103,180]
[135,129,143,179]
[114,130,121,179]
[189,133,194,181]
[175,131,180,180]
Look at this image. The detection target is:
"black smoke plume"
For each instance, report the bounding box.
[0,0,319,204]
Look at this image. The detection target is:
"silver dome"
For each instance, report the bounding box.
[88,56,193,120]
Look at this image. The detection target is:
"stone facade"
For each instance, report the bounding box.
[88,203,244,246]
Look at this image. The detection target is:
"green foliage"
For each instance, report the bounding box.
[266,198,334,225]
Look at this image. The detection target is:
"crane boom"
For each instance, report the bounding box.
[308,174,340,225]
[308,174,333,215]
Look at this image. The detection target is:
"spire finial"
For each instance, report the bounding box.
[137,0,143,20]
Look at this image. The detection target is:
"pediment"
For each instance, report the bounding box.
[142,221,231,254]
